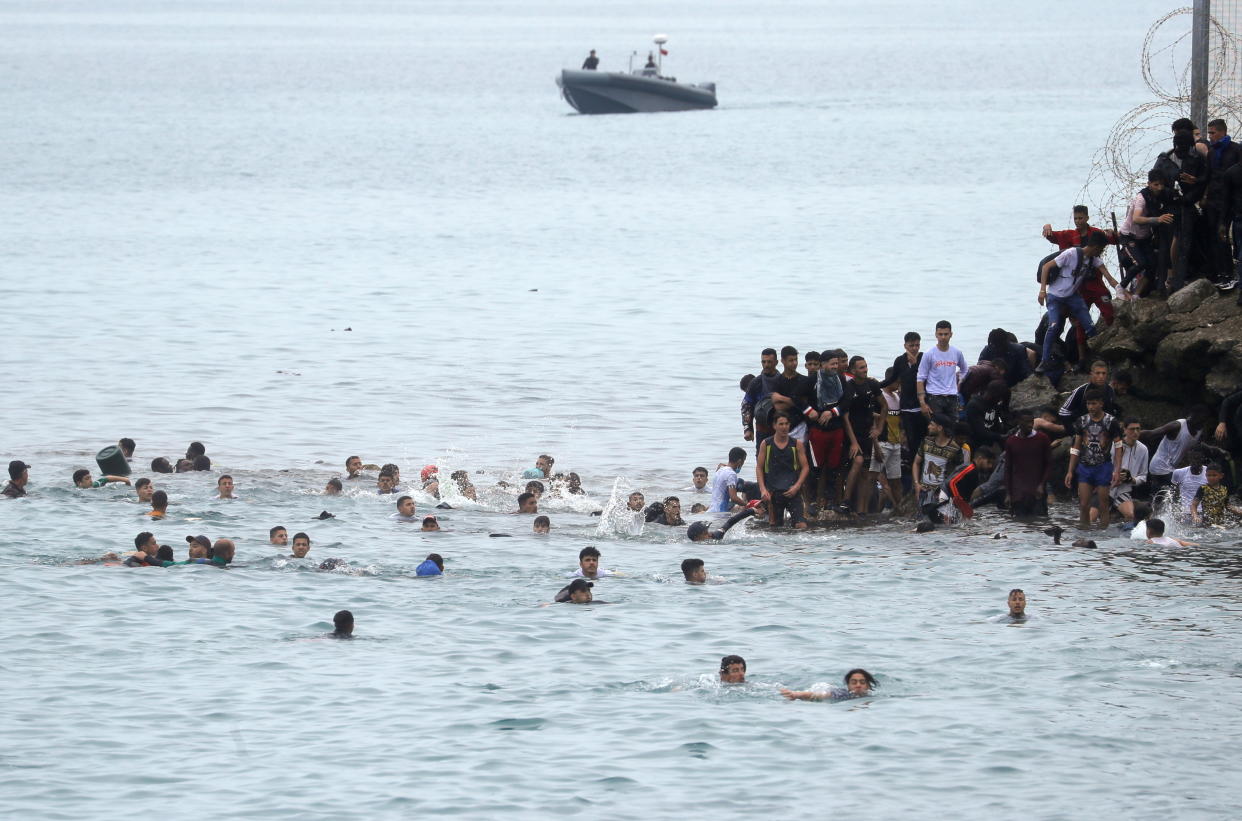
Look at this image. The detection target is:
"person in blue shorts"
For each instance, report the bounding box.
[1065,388,1123,528]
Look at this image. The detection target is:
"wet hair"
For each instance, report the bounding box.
[421,516,438,527]
[119,438,135,457]
[720,655,747,673]
[904,331,920,343]
[396,495,413,508]
[151,457,173,474]
[346,455,361,467]
[690,502,707,513]
[326,477,343,492]
[739,374,755,392]
[292,532,310,545]
[134,531,155,550]
[1172,117,1195,133]
[663,496,680,506]
[579,546,601,560]
[1008,588,1025,596]
[186,442,206,458]
[333,610,354,632]
[192,455,211,471]
[693,466,708,476]
[1146,518,1166,536]
[935,320,952,331]
[780,345,798,359]
[681,558,704,578]
[269,525,286,538]
[644,501,666,522]
[728,446,746,463]
[156,545,174,562]
[1113,370,1133,388]
[380,463,398,476]
[538,454,554,465]
[151,490,168,509]
[135,477,151,490]
[517,492,536,508]
[1147,169,1164,183]
[1208,118,1227,132]
[533,515,550,528]
[844,668,878,689]
[1133,501,1151,521]
[525,480,545,495]
[217,474,233,486]
[760,348,777,358]
[73,469,90,484]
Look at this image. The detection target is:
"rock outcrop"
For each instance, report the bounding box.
[1007,280,1240,426]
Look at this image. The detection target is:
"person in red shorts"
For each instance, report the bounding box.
[805,348,851,514]
[1042,206,1121,363]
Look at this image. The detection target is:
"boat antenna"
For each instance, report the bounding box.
[653,34,668,74]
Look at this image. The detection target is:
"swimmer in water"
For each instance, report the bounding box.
[681,558,707,584]
[691,467,709,493]
[118,438,136,460]
[524,480,545,499]
[192,455,211,472]
[148,490,168,519]
[134,477,154,503]
[516,492,538,514]
[720,655,747,684]
[270,526,288,546]
[421,516,440,531]
[627,491,645,512]
[781,668,878,701]
[533,515,550,534]
[686,506,759,542]
[554,578,594,603]
[416,553,444,576]
[421,465,440,498]
[570,546,614,579]
[324,477,343,495]
[381,464,402,489]
[216,474,236,499]
[185,541,209,561]
[658,497,686,526]
[291,532,311,558]
[390,495,419,523]
[566,472,585,495]
[376,473,396,495]
[125,532,161,566]
[450,470,478,500]
[150,457,173,474]
[690,502,707,514]
[523,454,554,479]
[345,455,363,479]
[175,458,194,473]
[331,610,354,638]
[319,557,348,572]
[1007,588,1027,621]
[73,469,130,489]
[210,539,235,566]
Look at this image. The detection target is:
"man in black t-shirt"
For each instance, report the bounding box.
[891,332,926,466]
[844,357,882,513]
[769,345,816,442]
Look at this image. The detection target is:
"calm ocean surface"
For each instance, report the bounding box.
[3,1,1240,818]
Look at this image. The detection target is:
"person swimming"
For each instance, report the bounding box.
[420,516,440,531]
[554,578,595,603]
[416,553,444,576]
[686,505,758,542]
[1007,588,1027,621]
[533,515,550,534]
[331,610,354,638]
[720,654,746,684]
[390,495,418,523]
[781,668,878,701]
[569,546,614,579]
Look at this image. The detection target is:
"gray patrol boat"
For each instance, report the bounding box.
[557,35,717,114]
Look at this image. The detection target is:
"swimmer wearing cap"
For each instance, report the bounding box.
[555,578,595,603]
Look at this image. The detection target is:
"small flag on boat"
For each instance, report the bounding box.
[659,47,668,55]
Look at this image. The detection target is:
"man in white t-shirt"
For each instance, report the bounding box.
[709,447,748,513]
[1036,230,1110,373]
[916,320,968,419]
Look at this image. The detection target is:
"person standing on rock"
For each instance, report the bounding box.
[1042,205,1120,331]
[1004,411,1052,517]
[1119,170,1174,297]
[1036,230,1111,375]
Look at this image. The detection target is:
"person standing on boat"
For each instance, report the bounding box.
[582,50,599,70]
[644,52,657,68]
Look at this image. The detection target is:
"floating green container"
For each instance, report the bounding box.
[96,445,131,477]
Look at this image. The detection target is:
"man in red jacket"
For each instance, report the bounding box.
[1042,205,1120,330]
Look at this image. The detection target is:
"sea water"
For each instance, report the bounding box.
[3,1,1240,818]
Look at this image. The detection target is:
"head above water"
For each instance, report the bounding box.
[533,515,550,533]
[270,525,288,545]
[151,457,173,474]
[720,655,747,684]
[1008,588,1026,615]
[517,492,538,513]
[844,668,877,695]
[681,557,706,583]
[333,610,354,635]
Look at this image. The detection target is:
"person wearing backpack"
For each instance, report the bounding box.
[755,411,810,529]
[1035,230,1111,375]
[1119,170,1174,297]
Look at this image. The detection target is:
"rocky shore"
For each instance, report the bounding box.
[1010,278,1239,424]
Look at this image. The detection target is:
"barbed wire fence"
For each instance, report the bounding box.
[1081,5,1242,217]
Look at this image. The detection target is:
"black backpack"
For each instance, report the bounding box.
[1035,247,1092,283]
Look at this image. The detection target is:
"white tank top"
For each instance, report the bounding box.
[1148,419,1199,475]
